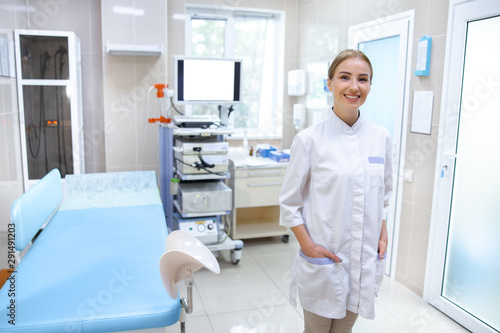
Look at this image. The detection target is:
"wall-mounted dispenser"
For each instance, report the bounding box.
[293,103,306,130]
[415,35,432,76]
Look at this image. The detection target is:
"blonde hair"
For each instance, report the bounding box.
[328,49,373,82]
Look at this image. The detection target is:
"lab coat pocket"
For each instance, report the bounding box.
[299,250,336,265]
[369,162,385,187]
[296,251,345,310]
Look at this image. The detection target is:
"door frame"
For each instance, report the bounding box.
[348,10,414,278]
[424,1,500,332]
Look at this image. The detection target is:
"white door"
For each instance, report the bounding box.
[425,1,500,332]
[348,10,414,276]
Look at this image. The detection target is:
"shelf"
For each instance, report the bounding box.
[176,171,231,181]
[174,200,231,218]
[105,41,164,56]
[232,206,289,239]
[233,219,288,239]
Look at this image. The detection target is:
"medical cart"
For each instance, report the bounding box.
[159,123,244,265]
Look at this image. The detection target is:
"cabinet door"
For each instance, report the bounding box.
[234,174,284,208]
[15,30,84,189]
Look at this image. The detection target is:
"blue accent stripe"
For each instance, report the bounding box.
[369,156,384,164]
[299,250,336,265]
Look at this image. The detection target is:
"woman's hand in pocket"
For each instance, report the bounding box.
[302,244,343,263]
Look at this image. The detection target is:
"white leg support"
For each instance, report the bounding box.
[158,231,221,333]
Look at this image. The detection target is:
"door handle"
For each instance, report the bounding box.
[247,171,282,176]
[247,182,282,187]
[441,152,457,178]
[440,165,448,178]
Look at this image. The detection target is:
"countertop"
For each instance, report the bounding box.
[228,148,288,169]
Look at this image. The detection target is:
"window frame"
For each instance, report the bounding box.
[184,5,285,140]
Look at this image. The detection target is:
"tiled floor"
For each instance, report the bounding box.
[164,236,470,333]
[0,232,470,332]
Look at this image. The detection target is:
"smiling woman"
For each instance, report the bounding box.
[279,49,393,333]
[326,50,373,126]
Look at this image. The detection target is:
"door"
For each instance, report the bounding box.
[426,1,500,332]
[348,10,414,276]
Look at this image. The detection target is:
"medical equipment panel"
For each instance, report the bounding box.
[172,213,219,245]
[175,137,229,154]
[174,137,230,175]
[175,152,229,174]
[173,115,221,128]
[177,181,232,214]
[174,56,242,105]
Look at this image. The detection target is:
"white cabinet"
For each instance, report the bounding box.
[227,158,289,241]
[101,0,166,56]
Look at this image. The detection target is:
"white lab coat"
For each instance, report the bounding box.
[279,110,393,320]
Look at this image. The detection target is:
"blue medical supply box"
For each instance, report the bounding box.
[258,146,276,157]
[269,151,290,163]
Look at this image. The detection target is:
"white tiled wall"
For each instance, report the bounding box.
[101,0,167,173]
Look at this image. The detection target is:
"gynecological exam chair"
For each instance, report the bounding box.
[0,169,220,333]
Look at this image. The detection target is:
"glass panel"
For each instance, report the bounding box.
[19,35,69,80]
[191,18,226,57]
[234,17,272,129]
[443,16,500,331]
[358,36,400,275]
[358,36,400,137]
[23,85,73,179]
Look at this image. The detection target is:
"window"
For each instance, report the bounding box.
[191,17,226,57]
[185,6,284,139]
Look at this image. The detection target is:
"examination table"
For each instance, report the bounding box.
[0,170,219,332]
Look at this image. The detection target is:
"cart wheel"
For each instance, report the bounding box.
[230,249,242,265]
[281,235,290,243]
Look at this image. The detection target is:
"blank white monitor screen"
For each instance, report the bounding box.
[176,58,241,104]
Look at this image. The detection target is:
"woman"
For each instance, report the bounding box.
[279,49,393,333]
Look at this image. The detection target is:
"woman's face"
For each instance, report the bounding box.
[327,57,372,113]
